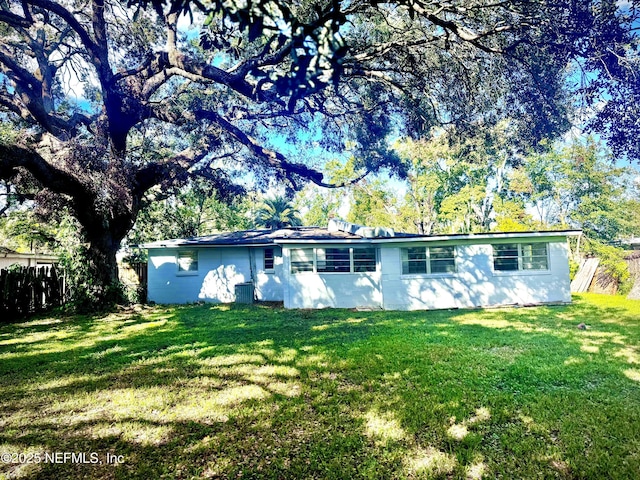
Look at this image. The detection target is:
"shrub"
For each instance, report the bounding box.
[583,238,632,295]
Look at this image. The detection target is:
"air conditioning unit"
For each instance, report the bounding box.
[234,282,254,304]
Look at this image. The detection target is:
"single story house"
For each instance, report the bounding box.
[0,247,59,270]
[143,219,581,310]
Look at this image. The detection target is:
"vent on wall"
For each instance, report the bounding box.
[327,219,395,238]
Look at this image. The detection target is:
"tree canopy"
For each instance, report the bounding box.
[304,135,640,243]
[1,0,639,301]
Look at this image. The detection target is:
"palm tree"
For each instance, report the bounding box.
[254,196,302,229]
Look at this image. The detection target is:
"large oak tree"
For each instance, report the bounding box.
[0,0,638,301]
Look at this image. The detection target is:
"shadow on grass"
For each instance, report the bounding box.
[1,294,639,479]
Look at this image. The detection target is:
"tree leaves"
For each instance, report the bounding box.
[254,195,302,229]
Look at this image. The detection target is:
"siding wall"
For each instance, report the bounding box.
[281,237,571,310]
[147,246,284,304]
[148,236,572,309]
[282,246,382,309]
[0,256,58,269]
[252,247,284,302]
[284,272,383,309]
[379,239,571,310]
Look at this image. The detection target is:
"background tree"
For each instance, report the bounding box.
[513,139,640,242]
[127,178,253,244]
[491,196,539,233]
[294,159,351,227]
[394,137,450,235]
[0,209,60,254]
[317,135,640,239]
[254,196,302,229]
[297,157,406,231]
[295,184,342,228]
[347,178,401,229]
[439,184,489,234]
[1,0,639,304]
[393,126,515,234]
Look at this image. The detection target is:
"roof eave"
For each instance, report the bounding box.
[142,229,583,248]
[275,230,583,245]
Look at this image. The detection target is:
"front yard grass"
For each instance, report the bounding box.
[1,293,639,479]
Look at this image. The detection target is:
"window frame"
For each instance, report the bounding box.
[492,242,550,273]
[176,249,199,275]
[290,248,314,274]
[263,247,275,272]
[353,247,377,273]
[401,247,428,274]
[316,247,351,273]
[289,247,377,274]
[401,245,457,276]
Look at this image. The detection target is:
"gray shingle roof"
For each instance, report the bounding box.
[142,226,368,248]
[141,226,581,248]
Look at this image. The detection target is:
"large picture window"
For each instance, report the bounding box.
[401,246,456,275]
[290,248,377,274]
[493,243,549,271]
[177,250,198,273]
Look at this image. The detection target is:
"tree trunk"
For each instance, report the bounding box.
[85,231,121,289]
[70,190,138,308]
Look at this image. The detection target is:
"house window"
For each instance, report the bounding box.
[402,247,427,274]
[289,248,378,274]
[521,243,549,270]
[429,246,457,273]
[493,244,519,271]
[401,246,456,275]
[353,248,377,272]
[291,248,314,273]
[177,250,198,273]
[493,243,549,271]
[317,248,351,273]
[264,248,275,270]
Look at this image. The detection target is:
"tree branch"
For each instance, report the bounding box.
[193,109,324,183]
[24,0,100,60]
[0,143,86,198]
[0,9,31,28]
[0,90,35,122]
[132,139,217,198]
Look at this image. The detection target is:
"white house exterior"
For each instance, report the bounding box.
[144,220,580,310]
[0,247,59,270]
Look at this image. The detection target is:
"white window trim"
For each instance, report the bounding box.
[400,246,457,276]
[290,248,314,274]
[263,247,276,273]
[289,247,377,274]
[176,250,199,276]
[492,243,550,275]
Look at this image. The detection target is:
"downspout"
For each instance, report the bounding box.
[248,248,257,301]
[377,247,384,310]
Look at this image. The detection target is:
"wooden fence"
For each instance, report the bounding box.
[0,265,66,321]
[627,252,640,300]
[118,261,147,288]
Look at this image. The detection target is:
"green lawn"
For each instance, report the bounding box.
[1,294,639,479]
